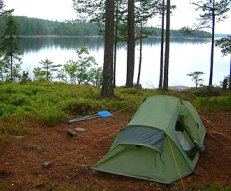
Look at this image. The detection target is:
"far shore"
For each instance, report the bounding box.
[19,35,102,38]
[19,35,211,40]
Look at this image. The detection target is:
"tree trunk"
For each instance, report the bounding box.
[113,34,117,88]
[113,0,119,88]
[126,0,135,87]
[209,0,215,86]
[163,0,170,91]
[159,0,165,89]
[229,55,231,89]
[100,0,115,98]
[136,21,143,87]
[10,28,13,82]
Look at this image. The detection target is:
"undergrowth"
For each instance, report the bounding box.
[0,82,230,143]
[0,82,231,190]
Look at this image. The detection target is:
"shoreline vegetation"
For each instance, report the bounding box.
[0,81,230,142]
[0,16,212,38]
[19,35,102,38]
[18,35,211,40]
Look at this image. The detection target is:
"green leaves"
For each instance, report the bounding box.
[192,0,231,28]
[215,35,231,56]
[0,0,14,16]
[0,15,22,82]
[32,48,102,86]
[187,71,205,88]
[33,59,61,81]
[61,47,102,86]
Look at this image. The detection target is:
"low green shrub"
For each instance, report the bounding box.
[0,81,230,130]
[63,98,101,115]
[189,86,224,97]
[8,93,32,106]
[194,95,231,112]
[0,103,17,118]
[35,106,66,127]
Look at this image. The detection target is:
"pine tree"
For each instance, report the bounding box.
[33,59,61,81]
[192,0,231,86]
[0,15,21,82]
[215,35,231,89]
[163,0,170,91]
[100,0,115,97]
[159,0,165,89]
[126,0,135,87]
[0,0,14,16]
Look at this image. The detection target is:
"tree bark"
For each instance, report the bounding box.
[126,0,135,87]
[209,0,215,86]
[113,0,119,88]
[163,0,170,91]
[100,0,115,98]
[10,28,13,82]
[229,55,231,89]
[159,0,165,89]
[136,21,143,87]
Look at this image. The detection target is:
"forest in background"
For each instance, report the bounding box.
[0,16,211,38]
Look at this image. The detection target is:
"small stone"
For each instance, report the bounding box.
[15,136,24,139]
[74,128,86,132]
[67,129,77,136]
[42,162,50,168]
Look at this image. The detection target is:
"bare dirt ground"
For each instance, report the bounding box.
[0,112,230,191]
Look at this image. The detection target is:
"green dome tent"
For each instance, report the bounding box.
[92,95,206,184]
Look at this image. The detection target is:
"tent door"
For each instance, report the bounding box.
[175,116,196,159]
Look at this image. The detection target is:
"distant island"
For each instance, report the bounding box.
[0,16,212,38]
[214,34,230,38]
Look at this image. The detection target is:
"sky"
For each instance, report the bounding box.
[3,0,231,34]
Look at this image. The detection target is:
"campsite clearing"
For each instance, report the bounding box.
[93,96,207,184]
[0,112,230,191]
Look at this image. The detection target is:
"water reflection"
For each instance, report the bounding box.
[19,36,210,54]
[18,37,228,88]
[19,37,104,53]
[143,36,209,45]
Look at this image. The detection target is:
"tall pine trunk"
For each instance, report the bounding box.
[126,0,135,87]
[159,0,165,89]
[229,55,231,89]
[113,1,119,88]
[163,0,170,91]
[209,0,215,86]
[113,33,117,88]
[10,27,13,82]
[100,0,115,97]
[136,21,143,86]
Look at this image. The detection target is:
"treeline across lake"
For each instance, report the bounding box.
[0,16,100,36]
[0,16,211,38]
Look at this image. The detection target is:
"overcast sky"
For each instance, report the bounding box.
[3,0,231,34]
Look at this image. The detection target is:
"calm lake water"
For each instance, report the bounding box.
[19,37,230,88]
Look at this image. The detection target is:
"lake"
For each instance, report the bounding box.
[19,37,230,88]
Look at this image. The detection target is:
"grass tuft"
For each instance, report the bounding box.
[0,122,29,144]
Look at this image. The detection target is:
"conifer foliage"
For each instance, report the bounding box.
[0,15,22,82]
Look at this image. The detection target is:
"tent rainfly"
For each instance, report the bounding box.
[92,95,206,184]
